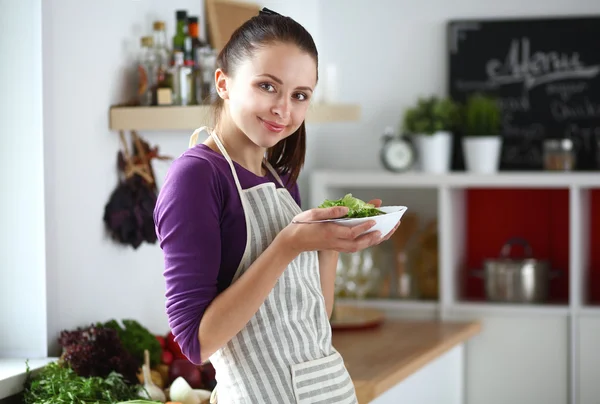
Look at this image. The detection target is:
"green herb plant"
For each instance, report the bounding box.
[102,319,162,368]
[318,194,384,218]
[402,96,460,135]
[23,361,145,404]
[463,93,501,137]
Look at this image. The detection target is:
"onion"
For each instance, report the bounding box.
[169,359,202,388]
[169,377,201,404]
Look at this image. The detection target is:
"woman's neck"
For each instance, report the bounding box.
[206,109,267,177]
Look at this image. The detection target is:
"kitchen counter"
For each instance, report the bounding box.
[332,318,481,403]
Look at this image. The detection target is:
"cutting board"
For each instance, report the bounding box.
[330,304,385,331]
[205,0,261,52]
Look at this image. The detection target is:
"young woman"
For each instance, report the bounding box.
[154,8,400,404]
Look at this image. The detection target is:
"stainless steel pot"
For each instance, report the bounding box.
[473,237,560,303]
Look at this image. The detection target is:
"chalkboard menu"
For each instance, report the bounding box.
[448,16,600,171]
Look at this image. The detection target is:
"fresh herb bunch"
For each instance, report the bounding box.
[23,361,142,404]
[102,319,162,368]
[58,324,139,384]
[318,194,385,218]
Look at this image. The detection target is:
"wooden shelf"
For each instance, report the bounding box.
[109,103,361,131]
[311,170,600,190]
[310,170,598,315]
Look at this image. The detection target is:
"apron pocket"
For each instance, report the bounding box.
[290,350,357,404]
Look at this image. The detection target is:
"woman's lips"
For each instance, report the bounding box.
[259,118,286,133]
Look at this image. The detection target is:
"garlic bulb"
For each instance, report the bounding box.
[139,349,166,402]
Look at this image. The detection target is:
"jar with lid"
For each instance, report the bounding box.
[543,138,576,171]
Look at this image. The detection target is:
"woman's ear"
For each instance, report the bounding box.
[215,68,229,100]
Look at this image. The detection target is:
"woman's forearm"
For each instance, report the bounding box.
[198,234,297,362]
[318,250,339,318]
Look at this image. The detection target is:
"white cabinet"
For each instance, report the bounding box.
[371,345,465,404]
[448,313,569,404]
[311,170,600,404]
[579,316,600,404]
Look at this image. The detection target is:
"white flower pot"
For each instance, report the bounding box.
[462,136,502,174]
[414,131,452,174]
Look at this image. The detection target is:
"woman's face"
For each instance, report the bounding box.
[220,42,317,149]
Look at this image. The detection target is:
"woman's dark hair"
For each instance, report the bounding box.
[212,9,318,188]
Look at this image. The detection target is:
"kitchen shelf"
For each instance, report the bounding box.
[311,170,600,315]
[109,103,361,131]
[578,307,600,316]
[458,188,570,304]
[338,298,439,311]
[311,170,600,190]
[449,302,571,316]
[336,300,571,317]
[585,188,600,305]
[336,298,439,319]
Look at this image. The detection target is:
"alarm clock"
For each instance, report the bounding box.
[380,127,415,172]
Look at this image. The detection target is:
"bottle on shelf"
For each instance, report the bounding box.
[170,50,193,106]
[187,16,207,61]
[188,15,218,104]
[198,47,218,104]
[152,20,170,105]
[137,36,156,106]
[173,10,193,66]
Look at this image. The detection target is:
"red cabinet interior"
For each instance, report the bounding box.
[589,189,600,305]
[461,188,570,304]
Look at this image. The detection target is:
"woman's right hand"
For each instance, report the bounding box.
[278,206,382,256]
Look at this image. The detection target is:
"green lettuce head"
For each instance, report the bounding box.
[318,194,385,218]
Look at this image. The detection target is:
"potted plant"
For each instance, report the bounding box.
[461,94,502,174]
[403,96,459,174]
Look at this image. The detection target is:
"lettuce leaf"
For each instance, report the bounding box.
[318,194,385,218]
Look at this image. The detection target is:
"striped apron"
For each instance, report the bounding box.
[189,127,358,404]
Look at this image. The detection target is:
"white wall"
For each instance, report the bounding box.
[313,0,600,173]
[41,0,205,355]
[0,0,47,358]
[39,0,322,356]
[4,0,600,359]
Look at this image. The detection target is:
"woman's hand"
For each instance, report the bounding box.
[279,206,382,256]
[366,198,401,242]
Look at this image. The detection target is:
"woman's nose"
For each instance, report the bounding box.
[271,95,291,120]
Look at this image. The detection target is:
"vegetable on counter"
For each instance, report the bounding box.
[139,350,166,402]
[23,320,217,403]
[318,193,385,218]
[58,323,140,384]
[169,377,211,404]
[23,361,141,404]
[104,319,163,368]
[157,331,216,392]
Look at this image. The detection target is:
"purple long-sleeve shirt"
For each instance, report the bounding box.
[154,144,301,365]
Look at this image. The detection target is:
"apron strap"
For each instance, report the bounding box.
[189,126,246,197]
[188,126,285,192]
[188,126,207,149]
[263,160,285,188]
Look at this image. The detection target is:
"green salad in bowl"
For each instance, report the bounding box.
[313,194,407,238]
[318,194,385,218]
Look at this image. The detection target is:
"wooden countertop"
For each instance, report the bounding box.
[332,317,481,403]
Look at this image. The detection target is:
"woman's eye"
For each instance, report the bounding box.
[259,83,275,92]
[294,92,308,101]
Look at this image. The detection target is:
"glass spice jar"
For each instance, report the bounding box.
[543,139,575,171]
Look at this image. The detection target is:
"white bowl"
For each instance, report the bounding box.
[299,206,407,238]
[335,206,407,238]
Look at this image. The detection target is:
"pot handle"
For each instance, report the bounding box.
[500,237,533,259]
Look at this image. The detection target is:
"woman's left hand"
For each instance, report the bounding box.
[368,198,401,243]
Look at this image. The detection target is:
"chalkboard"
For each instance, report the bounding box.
[447,15,600,171]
